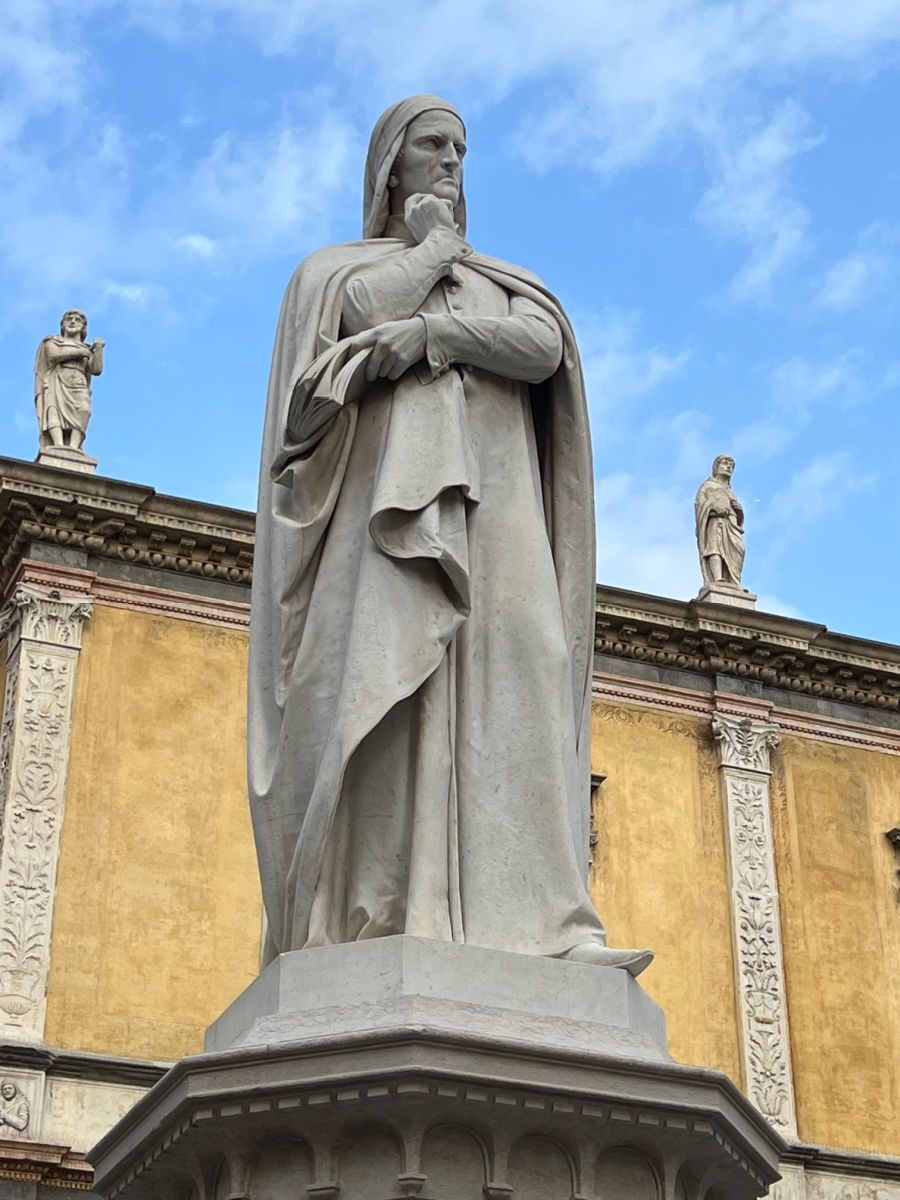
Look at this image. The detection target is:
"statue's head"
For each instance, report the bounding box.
[712,454,735,480]
[60,310,87,341]
[363,95,466,239]
[1,1082,16,1101]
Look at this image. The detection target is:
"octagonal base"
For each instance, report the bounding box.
[89,939,784,1200]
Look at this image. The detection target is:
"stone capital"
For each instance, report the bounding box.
[0,584,92,654]
[712,713,780,774]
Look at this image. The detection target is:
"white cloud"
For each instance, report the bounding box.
[102,281,159,306]
[596,472,699,599]
[190,116,358,248]
[757,451,875,563]
[697,103,820,301]
[3,2,900,311]
[733,349,867,463]
[814,223,899,311]
[114,0,900,300]
[575,309,690,441]
[755,593,807,619]
[815,252,887,311]
[173,234,220,259]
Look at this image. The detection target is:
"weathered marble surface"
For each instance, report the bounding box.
[34,309,104,466]
[91,939,783,1200]
[695,454,756,608]
[248,94,649,974]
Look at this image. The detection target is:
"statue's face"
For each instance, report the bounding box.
[392,111,466,208]
[62,312,86,339]
[715,457,734,480]
[1,1084,14,1100]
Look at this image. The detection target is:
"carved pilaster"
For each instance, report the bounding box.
[712,712,797,1136]
[0,584,91,1042]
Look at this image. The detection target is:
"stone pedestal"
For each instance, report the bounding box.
[35,446,98,474]
[89,938,784,1200]
[696,584,757,610]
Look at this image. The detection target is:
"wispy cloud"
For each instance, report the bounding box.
[575,308,690,441]
[813,222,899,311]
[697,103,821,301]
[733,349,868,463]
[173,234,220,259]
[757,451,875,564]
[816,252,886,311]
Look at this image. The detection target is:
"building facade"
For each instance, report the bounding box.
[0,454,897,1198]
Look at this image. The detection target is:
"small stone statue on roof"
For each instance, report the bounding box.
[694,454,756,609]
[34,309,104,474]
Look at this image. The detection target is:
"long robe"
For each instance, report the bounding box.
[34,336,99,443]
[249,234,603,964]
[695,477,745,587]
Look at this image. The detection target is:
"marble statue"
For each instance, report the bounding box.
[249,95,651,976]
[695,454,746,591]
[0,1081,30,1134]
[34,310,104,452]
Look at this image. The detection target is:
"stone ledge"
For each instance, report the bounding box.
[596,583,900,715]
[0,455,254,600]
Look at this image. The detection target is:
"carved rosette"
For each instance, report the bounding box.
[0,585,91,1042]
[713,713,797,1136]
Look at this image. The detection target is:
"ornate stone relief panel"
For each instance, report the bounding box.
[0,1068,43,1141]
[805,1176,900,1200]
[713,713,797,1137]
[44,1077,146,1152]
[0,584,91,1042]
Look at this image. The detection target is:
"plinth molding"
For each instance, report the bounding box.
[0,583,91,1042]
[712,711,797,1137]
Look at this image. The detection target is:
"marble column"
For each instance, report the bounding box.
[0,584,92,1042]
[712,711,797,1138]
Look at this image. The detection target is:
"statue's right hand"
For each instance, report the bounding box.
[404,193,457,243]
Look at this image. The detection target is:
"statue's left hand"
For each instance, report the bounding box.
[357,318,427,382]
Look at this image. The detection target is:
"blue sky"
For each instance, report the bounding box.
[2,1,899,644]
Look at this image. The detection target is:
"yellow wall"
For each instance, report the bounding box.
[590,702,742,1084]
[46,604,261,1063]
[772,736,900,1153]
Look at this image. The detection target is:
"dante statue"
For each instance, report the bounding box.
[249,95,651,976]
[695,455,746,589]
[34,310,104,451]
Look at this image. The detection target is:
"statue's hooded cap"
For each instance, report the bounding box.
[363,94,466,239]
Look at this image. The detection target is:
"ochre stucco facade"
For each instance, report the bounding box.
[45,604,261,1063]
[773,735,900,1154]
[589,701,742,1085]
[1,457,898,1197]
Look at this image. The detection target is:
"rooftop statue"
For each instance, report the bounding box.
[695,454,757,605]
[249,95,651,976]
[34,310,104,455]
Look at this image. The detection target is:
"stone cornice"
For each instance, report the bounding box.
[0,456,254,599]
[5,458,897,714]
[0,1139,93,1190]
[596,584,900,716]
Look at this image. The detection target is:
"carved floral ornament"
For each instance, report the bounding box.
[0,584,91,1040]
[0,586,92,651]
[712,714,780,774]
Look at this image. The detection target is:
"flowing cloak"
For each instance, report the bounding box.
[695,477,745,586]
[34,337,93,435]
[248,237,597,963]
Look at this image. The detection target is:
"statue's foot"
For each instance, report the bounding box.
[559,943,654,977]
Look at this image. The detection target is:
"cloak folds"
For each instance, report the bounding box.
[695,478,745,587]
[248,240,598,963]
[34,337,93,436]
